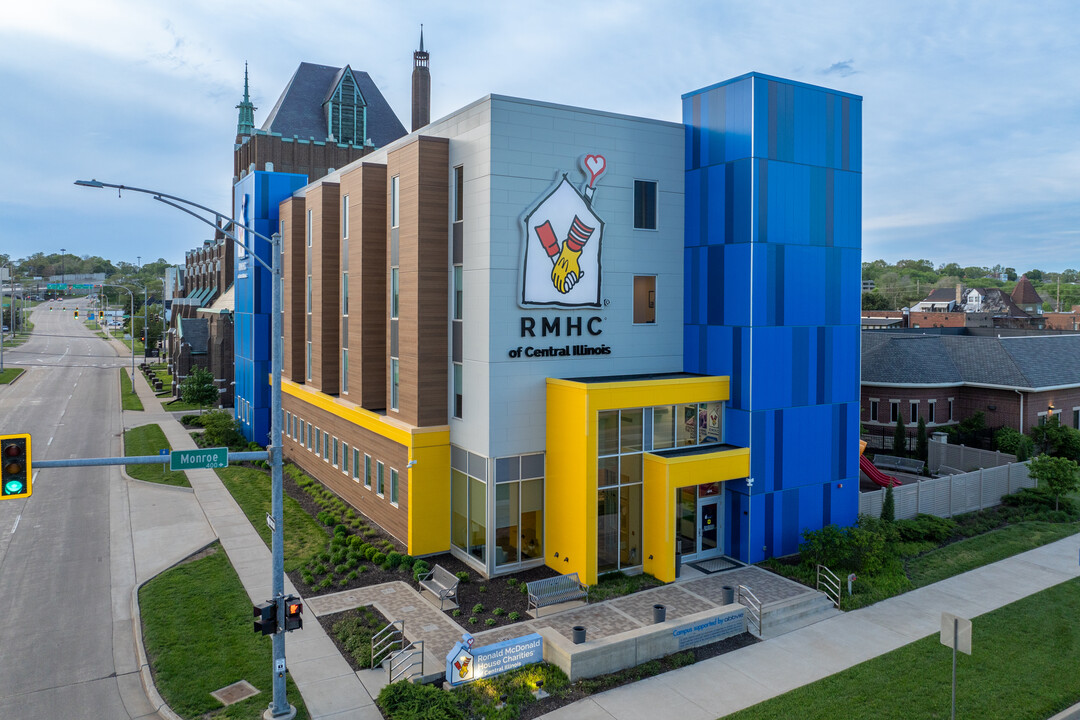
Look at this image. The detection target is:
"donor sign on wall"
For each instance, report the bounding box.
[520,154,607,308]
[445,632,544,686]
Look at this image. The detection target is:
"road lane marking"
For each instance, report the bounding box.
[47,436,54,446]
[11,515,20,535]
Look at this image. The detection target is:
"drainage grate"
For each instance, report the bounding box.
[688,557,742,574]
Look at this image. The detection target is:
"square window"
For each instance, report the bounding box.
[634,276,656,324]
[634,180,657,230]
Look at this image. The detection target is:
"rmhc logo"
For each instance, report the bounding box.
[520,154,607,308]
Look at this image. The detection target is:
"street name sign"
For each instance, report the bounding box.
[170,447,228,471]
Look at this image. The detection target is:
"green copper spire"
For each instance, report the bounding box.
[235,62,257,137]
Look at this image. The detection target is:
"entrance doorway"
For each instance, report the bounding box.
[676,482,723,561]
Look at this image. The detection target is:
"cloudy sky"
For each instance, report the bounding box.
[1,1,1077,271]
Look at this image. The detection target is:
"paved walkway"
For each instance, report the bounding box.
[538,531,1080,719]
[117,355,381,719]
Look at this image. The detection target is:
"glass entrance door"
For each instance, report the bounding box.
[698,498,720,557]
[675,483,724,561]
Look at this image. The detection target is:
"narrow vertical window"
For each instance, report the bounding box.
[352,448,360,480]
[341,349,349,393]
[342,273,349,315]
[948,398,954,421]
[377,462,385,495]
[454,165,464,222]
[342,194,349,239]
[390,469,399,505]
[306,342,312,381]
[391,358,399,411]
[928,400,936,424]
[453,362,463,419]
[342,443,349,474]
[391,268,399,319]
[307,209,312,246]
[633,180,657,230]
[890,401,899,423]
[453,266,463,321]
[910,400,919,424]
[390,175,400,228]
[869,400,879,422]
[633,276,656,324]
[364,454,372,488]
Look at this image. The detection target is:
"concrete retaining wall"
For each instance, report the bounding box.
[539,604,746,681]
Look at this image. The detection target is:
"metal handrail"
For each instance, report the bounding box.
[738,584,762,637]
[388,640,425,684]
[371,620,404,668]
[817,564,841,609]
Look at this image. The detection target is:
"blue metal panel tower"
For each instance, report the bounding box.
[683,73,862,563]
[234,171,308,444]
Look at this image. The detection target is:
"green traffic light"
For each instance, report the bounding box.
[3,480,25,495]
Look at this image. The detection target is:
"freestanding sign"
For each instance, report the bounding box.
[445,632,544,686]
[940,612,972,720]
[170,447,229,471]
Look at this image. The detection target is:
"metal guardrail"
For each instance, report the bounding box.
[388,640,425,684]
[817,564,841,609]
[371,620,404,669]
[738,584,762,637]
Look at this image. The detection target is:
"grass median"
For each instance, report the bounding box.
[123,424,189,487]
[139,543,310,719]
[119,369,144,411]
[0,368,24,384]
[725,575,1080,720]
[216,466,327,572]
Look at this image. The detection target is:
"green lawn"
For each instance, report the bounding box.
[116,336,147,355]
[139,544,309,720]
[123,424,189,487]
[162,398,215,412]
[725,576,1080,720]
[216,466,327,572]
[0,368,24,384]
[119,369,144,411]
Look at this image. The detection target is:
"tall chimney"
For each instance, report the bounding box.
[955,283,962,306]
[411,25,430,132]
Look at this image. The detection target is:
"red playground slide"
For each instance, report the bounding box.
[859,454,901,488]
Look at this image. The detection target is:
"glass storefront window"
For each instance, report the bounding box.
[703,402,723,444]
[598,456,619,488]
[620,453,643,485]
[520,479,543,561]
[620,484,642,567]
[620,409,643,453]
[653,405,675,449]
[469,476,486,563]
[676,403,699,446]
[495,483,519,567]
[597,488,620,574]
[598,410,619,456]
[451,470,467,550]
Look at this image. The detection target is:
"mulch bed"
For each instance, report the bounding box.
[317,605,392,673]
[425,554,558,631]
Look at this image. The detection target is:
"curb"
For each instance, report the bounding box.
[0,366,26,386]
[118,423,196,494]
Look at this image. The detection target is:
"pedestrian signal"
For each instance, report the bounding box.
[1,435,32,500]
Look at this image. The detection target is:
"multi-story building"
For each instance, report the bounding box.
[254,72,862,583]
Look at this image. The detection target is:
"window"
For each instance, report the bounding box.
[307,209,312,246]
[597,409,645,573]
[342,194,350,239]
[910,400,919,424]
[390,469,399,505]
[928,400,936,424]
[453,266,463,320]
[391,268,399,318]
[453,362,463,419]
[342,272,349,315]
[307,276,312,313]
[352,448,360,481]
[323,432,330,460]
[377,462,385,495]
[314,428,321,456]
[869,399,879,423]
[634,276,656,324]
[391,358,399,411]
[364,454,372,488]
[304,422,310,448]
[286,413,292,437]
[890,401,900,423]
[306,342,312,381]
[341,349,349,393]
[1074,409,1080,430]
[390,175,400,228]
[454,165,464,222]
[342,443,349,474]
[634,180,657,230]
[332,438,339,466]
[948,398,954,422]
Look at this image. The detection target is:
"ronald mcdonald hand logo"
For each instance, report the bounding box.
[520,154,607,308]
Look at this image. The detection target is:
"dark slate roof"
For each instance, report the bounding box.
[178,317,209,354]
[921,288,956,302]
[260,62,407,148]
[862,332,1080,389]
[1011,275,1043,305]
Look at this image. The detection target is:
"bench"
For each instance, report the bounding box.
[896,458,925,474]
[527,573,588,617]
[872,454,904,471]
[417,564,459,610]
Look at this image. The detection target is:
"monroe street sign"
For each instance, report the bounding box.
[170,447,228,471]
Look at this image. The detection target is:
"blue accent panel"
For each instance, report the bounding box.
[781,488,799,555]
[725,408,750,450]
[727,488,744,563]
[763,492,774,558]
[723,245,751,326]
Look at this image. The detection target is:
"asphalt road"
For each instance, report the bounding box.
[0,299,160,719]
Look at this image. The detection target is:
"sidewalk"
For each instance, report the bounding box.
[539,531,1080,719]
[118,357,382,719]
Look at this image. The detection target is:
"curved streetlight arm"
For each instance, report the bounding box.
[151,196,273,274]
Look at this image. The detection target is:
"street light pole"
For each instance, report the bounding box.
[103,284,136,381]
[60,248,66,288]
[75,178,293,720]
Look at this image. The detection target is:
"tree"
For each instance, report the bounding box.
[179,366,218,407]
[201,410,245,448]
[1030,416,1080,460]
[916,416,928,463]
[862,292,892,311]
[995,427,1033,461]
[893,416,907,456]
[880,484,895,522]
[1025,269,1044,282]
[1027,454,1080,511]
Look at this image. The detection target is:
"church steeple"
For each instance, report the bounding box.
[235,63,257,139]
[411,25,430,132]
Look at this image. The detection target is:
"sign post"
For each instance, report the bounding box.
[940,612,972,719]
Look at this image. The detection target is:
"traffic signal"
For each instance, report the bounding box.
[253,600,278,635]
[74,309,79,318]
[1,434,32,500]
[284,596,303,632]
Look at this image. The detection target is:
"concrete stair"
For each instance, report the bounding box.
[758,590,841,639]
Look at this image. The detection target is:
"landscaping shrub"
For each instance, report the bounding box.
[385,551,403,568]
[201,410,246,449]
[333,524,348,536]
[378,680,464,720]
[455,570,470,583]
[398,555,415,569]
[371,552,386,566]
[180,414,205,427]
[895,514,957,543]
[799,515,894,574]
[413,560,430,582]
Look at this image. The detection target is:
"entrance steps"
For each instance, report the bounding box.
[758,590,840,639]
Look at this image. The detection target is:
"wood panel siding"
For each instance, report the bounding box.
[308,182,341,394]
[340,163,388,410]
[280,196,306,382]
[386,136,450,427]
[282,394,409,543]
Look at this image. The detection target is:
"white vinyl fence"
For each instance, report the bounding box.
[928,440,1016,475]
[860,461,1034,520]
